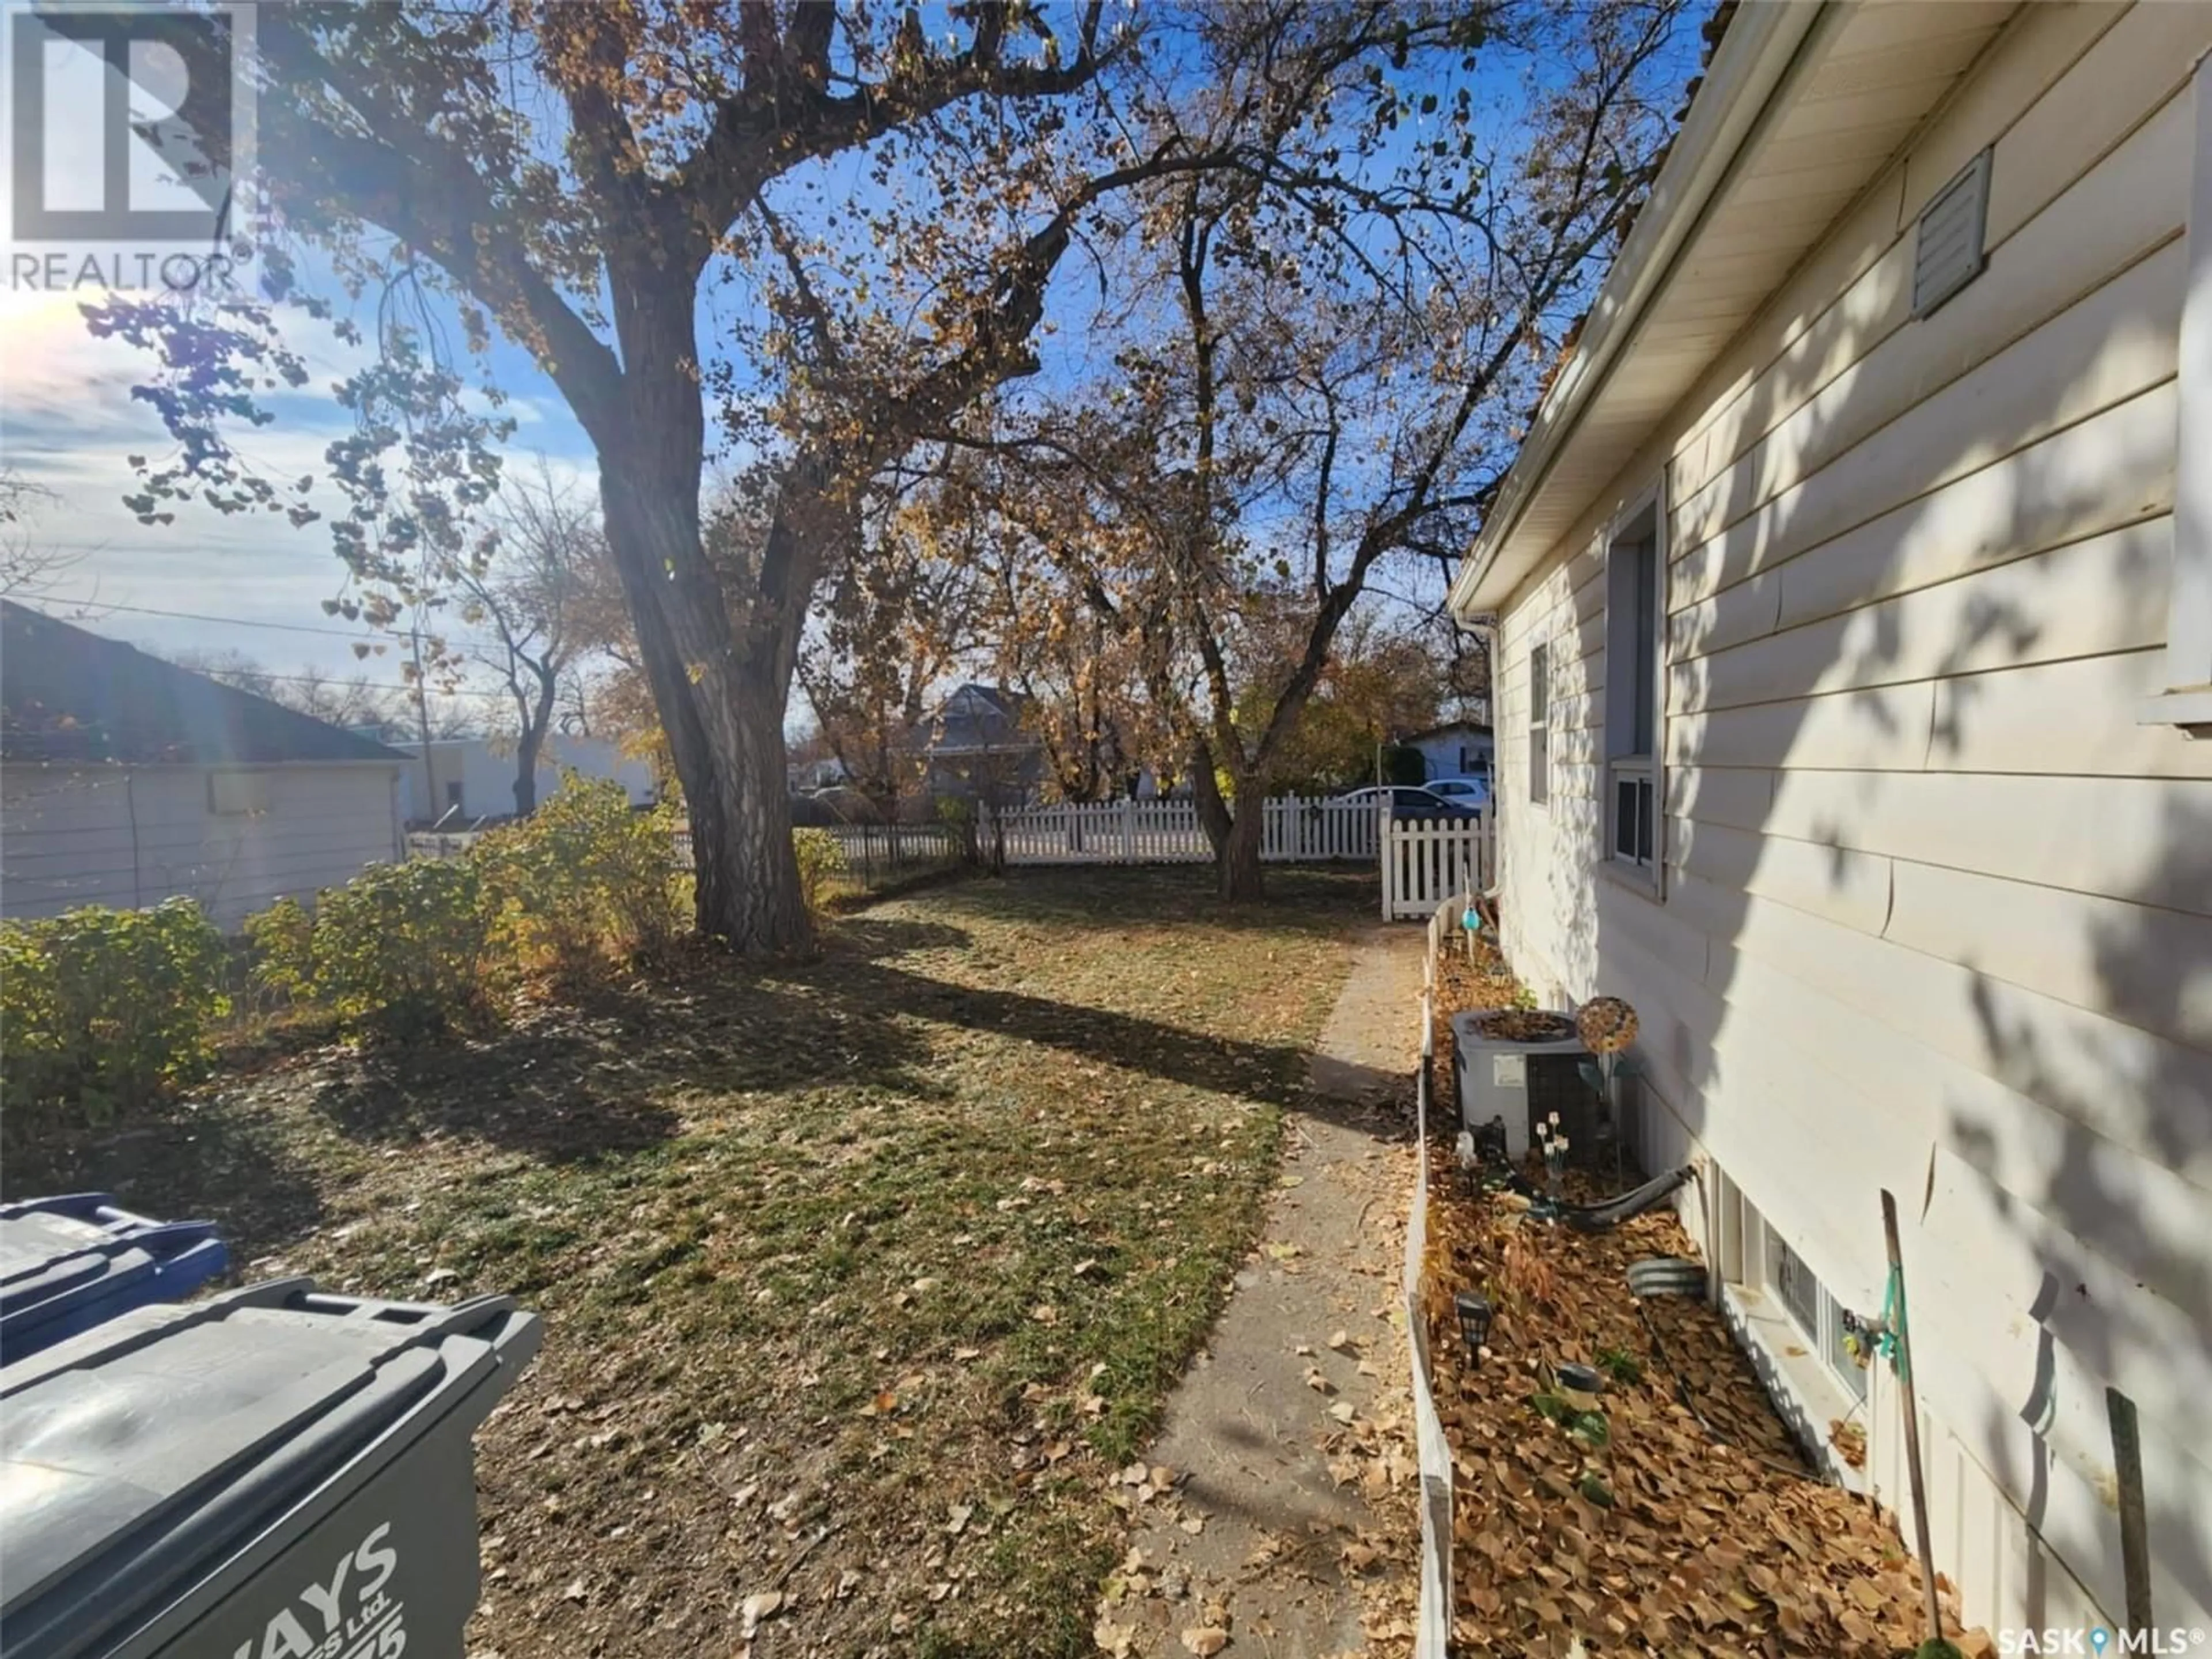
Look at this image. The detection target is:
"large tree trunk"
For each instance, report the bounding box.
[1216,785,1266,902]
[1192,741,1231,853]
[598,448,812,955]
[513,664,558,818]
[1191,748,1266,902]
[513,726,541,817]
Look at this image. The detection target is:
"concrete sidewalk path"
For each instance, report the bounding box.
[1096,925,1427,1659]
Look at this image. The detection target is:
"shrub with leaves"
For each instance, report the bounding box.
[474,775,684,972]
[242,895,313,1000]
[0,897,230,1154]
[791,828,849,916]
[934,794,983,867]
[249,858,493,1036]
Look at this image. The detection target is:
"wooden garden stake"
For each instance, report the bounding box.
[1881,1190,1947,1652]
[2107,1386,2152,1637]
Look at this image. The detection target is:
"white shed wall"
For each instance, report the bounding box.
[395,734,657,823]
[2,764,403,931]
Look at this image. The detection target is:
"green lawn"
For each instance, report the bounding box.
[17,866,1372,1657]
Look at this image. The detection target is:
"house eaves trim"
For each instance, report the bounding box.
[1449,0,1836,619]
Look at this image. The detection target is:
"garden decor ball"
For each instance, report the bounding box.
[1577,996,1639,1055]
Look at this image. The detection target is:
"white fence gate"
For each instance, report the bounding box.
[982,795,1381,866]
[1380,809,1493,921]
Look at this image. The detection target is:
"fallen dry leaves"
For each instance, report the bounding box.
[29,867,1380,1659]
[1426,938,1979,1658]
[1428,1165,1964,1658]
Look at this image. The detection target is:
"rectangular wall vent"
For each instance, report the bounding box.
[1912,148,1992,319]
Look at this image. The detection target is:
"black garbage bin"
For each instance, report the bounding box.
[0,1193,228,1361]
[0,1278,540,1659]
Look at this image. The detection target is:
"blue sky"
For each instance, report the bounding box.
[0,0,595,707]
[1,4,1705,725]
[3,277,597,725]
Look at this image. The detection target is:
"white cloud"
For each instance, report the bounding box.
[1,290,600,702]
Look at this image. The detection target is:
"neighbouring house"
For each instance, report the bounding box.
[392,734,658,824]
[1,601,408,930]
[1397,717,1494,782]
[1450,2,2210,1642]
[787,753,849,794]
[909,683,1045,803]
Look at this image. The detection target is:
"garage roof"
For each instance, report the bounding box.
[1,601,408,766]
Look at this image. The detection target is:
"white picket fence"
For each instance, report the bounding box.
[1380,809,1494,921]
[982,795,1382,866]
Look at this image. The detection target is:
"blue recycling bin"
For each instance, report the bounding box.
[0,1193,228,1361]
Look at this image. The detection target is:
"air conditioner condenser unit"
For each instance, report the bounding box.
[1450,1008,1598,1164]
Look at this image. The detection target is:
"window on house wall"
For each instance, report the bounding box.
[1769,1233,1820,1336]
[1527,642,1550,805]
[1764,1224,1867,1404]
[207,771,270,816]
[1605,502,1661,878]
[445,781,464,808]
[2145,52,2212,731]
[1730,1188,1869,1404]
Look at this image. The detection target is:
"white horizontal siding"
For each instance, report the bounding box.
[1672,380,2177,662]
[1673,76,2194,548]
[1673,237,2184,609]
[1488,1,2212,1639]
[2,765,402,931]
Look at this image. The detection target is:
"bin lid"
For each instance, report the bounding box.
[0,1194,226,1347]
[0,1278,539,1653]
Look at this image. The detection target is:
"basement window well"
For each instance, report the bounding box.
[1759,1217,1866,1406]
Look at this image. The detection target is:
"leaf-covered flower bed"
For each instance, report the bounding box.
[1427,1176,1958,1655]
[1425,937,1965,1656]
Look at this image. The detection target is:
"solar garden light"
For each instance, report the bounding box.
[1454,1292,1494,1367]
[1537,1113,1570,1198]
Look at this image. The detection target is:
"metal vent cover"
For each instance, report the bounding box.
[1912,149,1991,319]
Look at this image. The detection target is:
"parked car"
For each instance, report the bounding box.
[1335,785,1479,820]
[1425,775,1493,810]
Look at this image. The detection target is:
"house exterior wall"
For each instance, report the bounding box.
[1489,3,2211,1640]
[395,735,657,823]
[1407,728,1494,780]
[2,763,403,931]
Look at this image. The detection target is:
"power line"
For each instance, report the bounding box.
[17,599,521,697]
[12,600,585,702]
[5,540,316,555]
[34,597,381,639]
[210,668,521,702]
